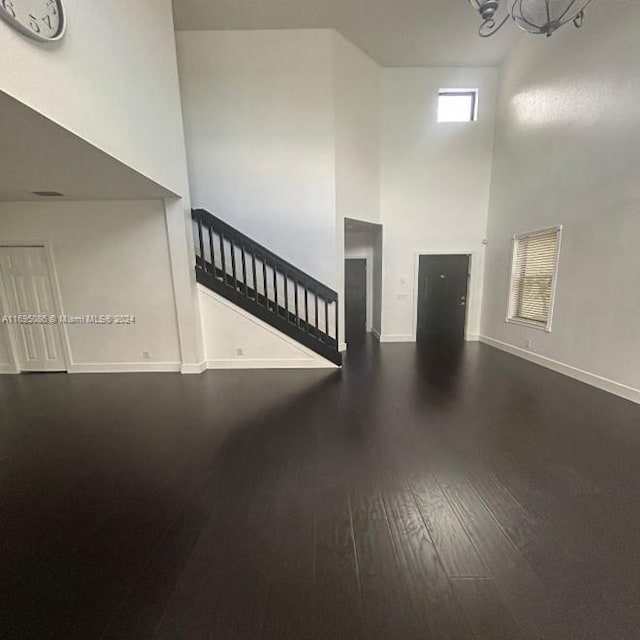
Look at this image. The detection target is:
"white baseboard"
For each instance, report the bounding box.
[181,361,207,374]
[206,358,335,370]
[479,335,640,405]
[378,334,414,343]
[68,361,181,374]
[0,363,19,374]
[465,334,479,342]
[371,328,382,342]
[339,342,347,352]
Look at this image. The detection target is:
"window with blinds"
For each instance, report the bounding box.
[507,227,561,331]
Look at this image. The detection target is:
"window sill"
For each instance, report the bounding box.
[505,317,551,333]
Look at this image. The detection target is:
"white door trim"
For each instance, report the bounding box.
[412,250,477,342]
[0,242,71,373]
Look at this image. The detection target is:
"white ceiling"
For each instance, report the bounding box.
[0,91,175,202]
[172,0,520,67]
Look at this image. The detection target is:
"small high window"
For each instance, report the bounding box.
[507,227,562,332]
[437,90,478,123]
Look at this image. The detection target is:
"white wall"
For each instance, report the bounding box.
[199,287,334,369]
[481,0,640,400]
[333,33,381,227]
[0,201,181,371]
[379,67,498,340]
[0,0,189,196]
[177,29,338,288]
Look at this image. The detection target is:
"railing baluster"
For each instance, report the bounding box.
[241,243,247,295]
[262,255,268,307]
[315,291,319,337]
[251,252,257,300]
[324,297,329,339]
[304,288,309,330]
[334,298,338,343]
[294,280,299,326]
[208,225,215,275]
[273,264,278,314]
[284,273,289,322]
[219,233,227,283]
[230,239,237,287]
[197,215,204,265]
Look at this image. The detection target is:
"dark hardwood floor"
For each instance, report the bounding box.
[2,338,640,639]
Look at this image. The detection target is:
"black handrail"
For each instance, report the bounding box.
[193,209,337,301]
[192,208,341,366]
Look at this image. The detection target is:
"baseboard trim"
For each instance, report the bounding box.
[479,335,640,405]
[378,334,414,343]
[465,334,479,342]
[339,342,347,352]
[206,358,335,370]
[0,363,19,374]
[181,361,207,374]
[68,362,181,374]
[371,328,382,342]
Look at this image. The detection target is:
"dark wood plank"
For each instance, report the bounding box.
[433,463,553,639]
[452,578,522,640]
[408,472,488,579]
[259,409,316,640]
[350,480,421,640]
[313,488,364,640]
[381,484,473,640]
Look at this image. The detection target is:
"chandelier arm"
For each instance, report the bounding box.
[573,10,584,27]
[478,13,510,37]
[556,0,579,24]
[557,0,594,27]
[545,0,551,25]
[569,0,594,23]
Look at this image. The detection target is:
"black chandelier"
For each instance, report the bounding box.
[468,0,593,37]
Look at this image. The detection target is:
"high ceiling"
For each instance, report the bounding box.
[172,0,520,67]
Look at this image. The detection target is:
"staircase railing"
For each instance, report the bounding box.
[192,209,341,366]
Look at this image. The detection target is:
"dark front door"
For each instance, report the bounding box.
[345,259,367,343]
[417,254,469,342]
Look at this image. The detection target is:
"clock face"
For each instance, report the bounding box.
[0,0,65,42]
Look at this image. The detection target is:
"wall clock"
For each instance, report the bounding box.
[0,0,66,42]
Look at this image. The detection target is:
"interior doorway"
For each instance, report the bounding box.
[416,254,470,343]
[344,218,383,348]
[0,246,67,372]
[345,258,367,344]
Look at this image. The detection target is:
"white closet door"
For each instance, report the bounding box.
[0,247,66,372]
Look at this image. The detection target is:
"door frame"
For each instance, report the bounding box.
[344,255,373,333]
[0,241,71,373]
[411,250,476,343]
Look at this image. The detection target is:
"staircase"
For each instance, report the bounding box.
[192,209,342,366]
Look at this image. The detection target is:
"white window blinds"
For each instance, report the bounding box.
[508,227,561,329]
